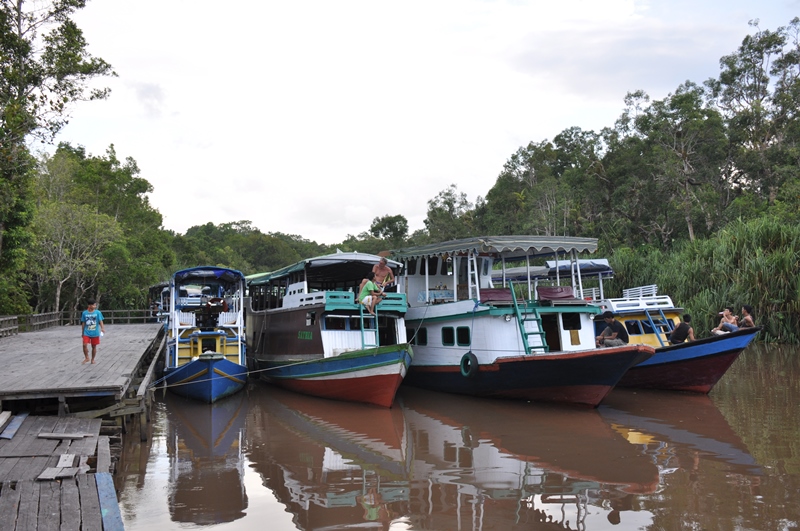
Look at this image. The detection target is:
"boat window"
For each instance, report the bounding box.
[445,257,454,278]
[408,327,427,345]
[349,317,362,330]
[406,259,417,276]
[562,313,582,330]
[456,326,470,346]
[306,311,316,326]
[324,316,347,330]
[625,320,642,335]
[442,327,455,346]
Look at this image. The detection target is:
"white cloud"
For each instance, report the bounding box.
[56,0,798,244]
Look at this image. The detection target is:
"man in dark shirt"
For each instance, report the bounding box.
[595,311,629,347]
[668,314,695,344]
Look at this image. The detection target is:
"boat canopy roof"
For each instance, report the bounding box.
[391,236,598,260]
[248,251,402,286]
[492,259,612,282]
[547,258,612,277]
[148,280,169,293]
[172,266,245,286]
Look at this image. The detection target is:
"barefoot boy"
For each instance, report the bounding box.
[81,298,106,364]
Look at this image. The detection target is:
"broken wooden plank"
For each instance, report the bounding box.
[0,411,11,432]
[77,474,102,531]
[0,412,29,439]
[37,467,80,481]
[96,473,124,531]
[96,436,111,474]
[77,455,90,474]
[36,433,91,440]
[36,468,61,481]
[56,454,75,468]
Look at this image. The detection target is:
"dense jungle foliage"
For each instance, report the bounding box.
[1,6,798,342]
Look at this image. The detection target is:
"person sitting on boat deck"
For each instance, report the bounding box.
[359,271,384,315]
[712,306,738,334]
[372,257,395,290]
[739,305,755,328]
[595,311,629,347]
[668,314,695,344]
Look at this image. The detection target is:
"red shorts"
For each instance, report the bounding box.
[83,336,100,346]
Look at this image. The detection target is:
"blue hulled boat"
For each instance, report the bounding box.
[163,266,247,402]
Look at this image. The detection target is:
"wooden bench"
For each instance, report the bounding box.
[480,288,516,304]
[537,286,589,305]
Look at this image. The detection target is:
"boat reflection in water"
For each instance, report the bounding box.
[247,386,411,529]
[246,385,660,530]
[599,388,761,476]
[164,391,249,525]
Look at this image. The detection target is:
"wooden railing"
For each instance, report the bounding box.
[18,312,60,331]
[0,316,19,337]
[0,310,156,336]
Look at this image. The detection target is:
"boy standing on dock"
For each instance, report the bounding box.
[81,299,106,364]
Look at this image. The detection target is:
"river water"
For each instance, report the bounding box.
[116,343,800,530]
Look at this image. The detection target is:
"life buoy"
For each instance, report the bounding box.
[460,351,479,378]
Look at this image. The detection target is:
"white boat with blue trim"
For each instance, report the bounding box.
[390,236,654,407]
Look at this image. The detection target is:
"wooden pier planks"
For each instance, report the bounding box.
[0,415,121,530]
[0,476,111,531]
[0,416,102,482]
[0,323,163,403]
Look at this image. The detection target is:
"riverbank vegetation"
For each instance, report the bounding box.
[1,8,798,342]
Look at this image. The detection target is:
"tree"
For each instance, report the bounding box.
[630,82,727,242]
[706,18,800,203]
[369,214,408,248]
[36,144,175,309]
[0,0,114,313]
[423,184,476,241]
[28,202,122,312]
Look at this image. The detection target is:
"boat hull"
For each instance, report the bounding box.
[404,345,653,407]
[617,326,761,393]
[164,355,247,403]
[257,345,413,408]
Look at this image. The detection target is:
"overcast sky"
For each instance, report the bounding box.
[53,0,799,245]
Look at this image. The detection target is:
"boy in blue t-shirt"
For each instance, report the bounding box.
[81,298,106,364]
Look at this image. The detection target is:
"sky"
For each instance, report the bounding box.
[50,0,800,245]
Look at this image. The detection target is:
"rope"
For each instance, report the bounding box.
[149,351,385,391]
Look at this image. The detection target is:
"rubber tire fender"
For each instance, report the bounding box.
[460,351,479,378]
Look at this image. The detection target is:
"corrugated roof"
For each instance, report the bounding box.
[391,236,598,260]
[248,251,402,286]
[172,266,245,285]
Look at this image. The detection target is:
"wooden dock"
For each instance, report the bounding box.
[0,414,123,529]
[0,323,165,529]
[0,324,163,417]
